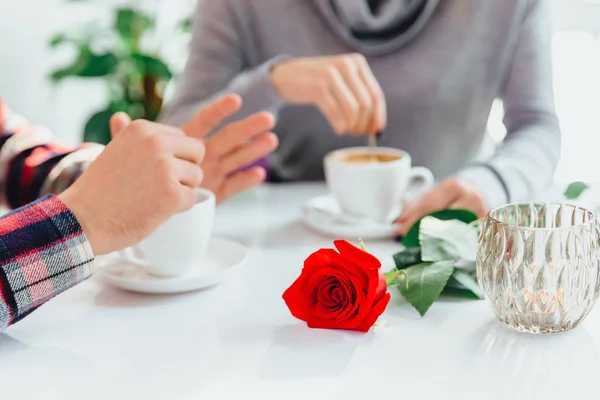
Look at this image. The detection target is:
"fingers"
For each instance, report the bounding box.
[354,54,386,135]
[314,89,346,135]
[205,111,275,157]
[171,158,204,188]
[110,112,132,138]
[171,137,206,165]
[219,133,278,175]
[178,186,200,212]
[336,56,373,135]
[144,132,206,164]
[395,179,488,236]
[181,94,243,139]
[449,193,488,218]
[322,67,359,134]
[396,181,462,235]
[217,166,267,204]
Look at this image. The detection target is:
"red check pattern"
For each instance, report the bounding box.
[0,98,98,331]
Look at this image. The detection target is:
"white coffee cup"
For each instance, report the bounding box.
[324,147,434,223]
[118,188,216,277]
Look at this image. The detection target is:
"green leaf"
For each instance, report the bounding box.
[449,269,484,299]
[50,48,119,81]
[441,285,480,299]
[403,209,478,248]
[49,33,69,47]
[116,8,154,50]
[564,181,588,200]
[419,217,478,262]
[178,17,193,33]
[397,261,455,317]
[132,53,172,79]
[78,53,119,77]
[392,247,422,269]
[83,109,113,145]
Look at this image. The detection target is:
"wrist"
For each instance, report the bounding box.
[267,56,293,100]
[58,189,106,255]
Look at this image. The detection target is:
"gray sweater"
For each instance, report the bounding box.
[161,0,560,209]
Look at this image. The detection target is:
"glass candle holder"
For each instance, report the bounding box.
[476,203,600,334]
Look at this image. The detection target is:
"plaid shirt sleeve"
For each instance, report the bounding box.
[0,99,100,331]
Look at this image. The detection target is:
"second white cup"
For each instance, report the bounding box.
[118,188,216,277]
[324,147,434,223]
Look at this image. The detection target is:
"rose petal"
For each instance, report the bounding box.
[308,289,368,331]
[334,240,381,270]
[314,272,357,321]
[325,251,370,286]
[356,292,391,332]
[304,248,340,270]
[373,270,387,303]
[283,278,312,322]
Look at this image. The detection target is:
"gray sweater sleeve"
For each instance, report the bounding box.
[160,0,286,127]
[458,0,561,209]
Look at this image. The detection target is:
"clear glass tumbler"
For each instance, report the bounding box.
[476,203,600,333]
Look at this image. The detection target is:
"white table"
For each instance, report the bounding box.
[2,183,600,400]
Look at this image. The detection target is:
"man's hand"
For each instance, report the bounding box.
[59,119,206,255]
[112,95,278,205]
[181,94,278,204]
[396,179,488,236]
[270,54,386,136]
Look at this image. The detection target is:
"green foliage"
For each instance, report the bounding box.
[116,8,154,51]
[564,181,588,200]
[419,217,478,262]
[397,261,455,317]
[83,109,113,144]
[402,209,478,248]
[392,211,484,316]
[49,1,193,144]
[51,48,119,81]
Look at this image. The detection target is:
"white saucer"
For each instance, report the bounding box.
[301,195,398,240]
[99,237,248,294]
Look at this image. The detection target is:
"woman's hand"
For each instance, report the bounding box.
[395,179,488,236]
[180,95,278,204]
[270,53,386,136]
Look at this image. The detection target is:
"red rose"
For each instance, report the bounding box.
[282,240,391,332]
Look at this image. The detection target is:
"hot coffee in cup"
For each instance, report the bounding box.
[118,188,216,277]
[324,147,434,222]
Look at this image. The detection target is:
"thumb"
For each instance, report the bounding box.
[110,112,132,138]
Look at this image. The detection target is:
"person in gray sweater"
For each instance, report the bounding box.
[161,0,560,235]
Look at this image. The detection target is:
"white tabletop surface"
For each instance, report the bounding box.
[2,183,600,400]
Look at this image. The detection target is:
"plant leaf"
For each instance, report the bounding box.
[442,285,481,299]
[49,33,70,47]
[178,17,193,33]
[83,109,113,144]
[419,217,478,262]
[132,53,173,79]
[449,269,484,299]
[397,261,455,317]
[116,8,154,51]
[50,48,119,81]
[403,209,478,248]
[564,181,588,200]
[392,247,422,269]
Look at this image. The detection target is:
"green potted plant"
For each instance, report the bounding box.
[49,1,193,144]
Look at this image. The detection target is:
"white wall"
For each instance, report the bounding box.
[0,0,191,145]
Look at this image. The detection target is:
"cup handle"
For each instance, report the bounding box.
[404,167,435,204]
[118,244,149,266]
